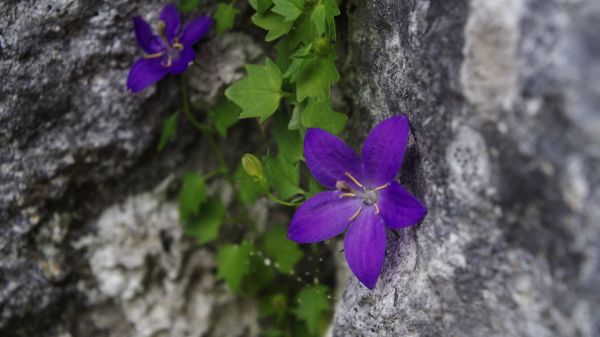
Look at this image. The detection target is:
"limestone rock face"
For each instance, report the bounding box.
[333,0,600,336]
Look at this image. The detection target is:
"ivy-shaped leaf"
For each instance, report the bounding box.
[259,293,288,322]
[310,0,340,38]
[178,173,206,223]
[209,98,241,137]
[158,112,179,151]
[291,52,339,102]
[225,58,283,122]
[264,154,304,200]
[245,248,276,293]
[213,3,239,34]
[216,242,252,292]
[251,12,294,41]
[249,0,274,14]
[273,112,303,162]
[184,196,224,244]
[310,4,326,35]
[294,285,331,334]
[300,98,347,134]
[272,0,304,23]
[283,43,312,80]
[235,165,264,204]
[179,0,200,13]
[262,226,303,273]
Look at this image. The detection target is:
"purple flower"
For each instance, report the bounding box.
[127,4,213,93]
[288,115,426,289]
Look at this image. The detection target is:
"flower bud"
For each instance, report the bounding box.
[312,37,331,56]
[242,154,263,178]
[242,154,269,191]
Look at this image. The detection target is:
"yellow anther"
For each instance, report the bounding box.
[348,207,362,221]
[143,52,164,59]
[340,193,357,198]
[374,203,380,215]
[344,172,363,188]
[373,183,390,192]
[173,42,184,50]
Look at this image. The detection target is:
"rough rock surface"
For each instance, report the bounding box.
[0,0,261,336]
[333,0,600,336]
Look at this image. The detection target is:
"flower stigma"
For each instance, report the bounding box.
[337,172,389,220]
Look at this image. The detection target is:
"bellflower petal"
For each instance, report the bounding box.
[288,191,361,243]
[378,182,426,229]
[180,16,213,46]
[361,115,410,186]
[169,47,196,75]
[304,128,364,189]
[344,208,387,289]
[127,58,169,93]
[133,16,163,53]
[160,4,181,42]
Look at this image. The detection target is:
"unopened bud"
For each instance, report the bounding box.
[242,154,263,178]
[312,37,331,56]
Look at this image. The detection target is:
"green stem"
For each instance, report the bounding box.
[266,192,302,207]
[180,75,230,176]
[202,168,224,181]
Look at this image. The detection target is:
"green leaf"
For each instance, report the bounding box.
[251,12,294,41]
[245,248,276,293]
[256,0,274,14]
[184,197,224,244]
[294,285,331,334]
[216,242,252,292]
[259,293,288,322]
[293,53,339,102]
[264,154,304,200]
[248,0,272,13]
[179,0,200,13]
[307,175,323,197]
[158,112,179,151]
[324,0,341,18]
[310,4,326,35]
[214,3,239,34]
[178,173,206,223]
[273,113,303,162]
[262,226,303,273]
[288,104,302,130]
[272,0,304,22]
[283,44,312,80]
[300,99,347,134]
[235,165,264,204]
[225,58,283,122]
[210,99,241,137]
[304,0,339,38]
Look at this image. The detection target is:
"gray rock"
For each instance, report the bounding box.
[0,0,260,335]
[77,186,258,337]
[333,0,600,336]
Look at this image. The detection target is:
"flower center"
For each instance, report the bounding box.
[336,172,389,221]
[362,190,378,205]
[142,21,185,68]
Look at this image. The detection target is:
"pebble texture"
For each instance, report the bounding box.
[0,1,261,336]
[333,0,600,336]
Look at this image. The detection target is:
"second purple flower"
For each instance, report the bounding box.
[127,4,213,93]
